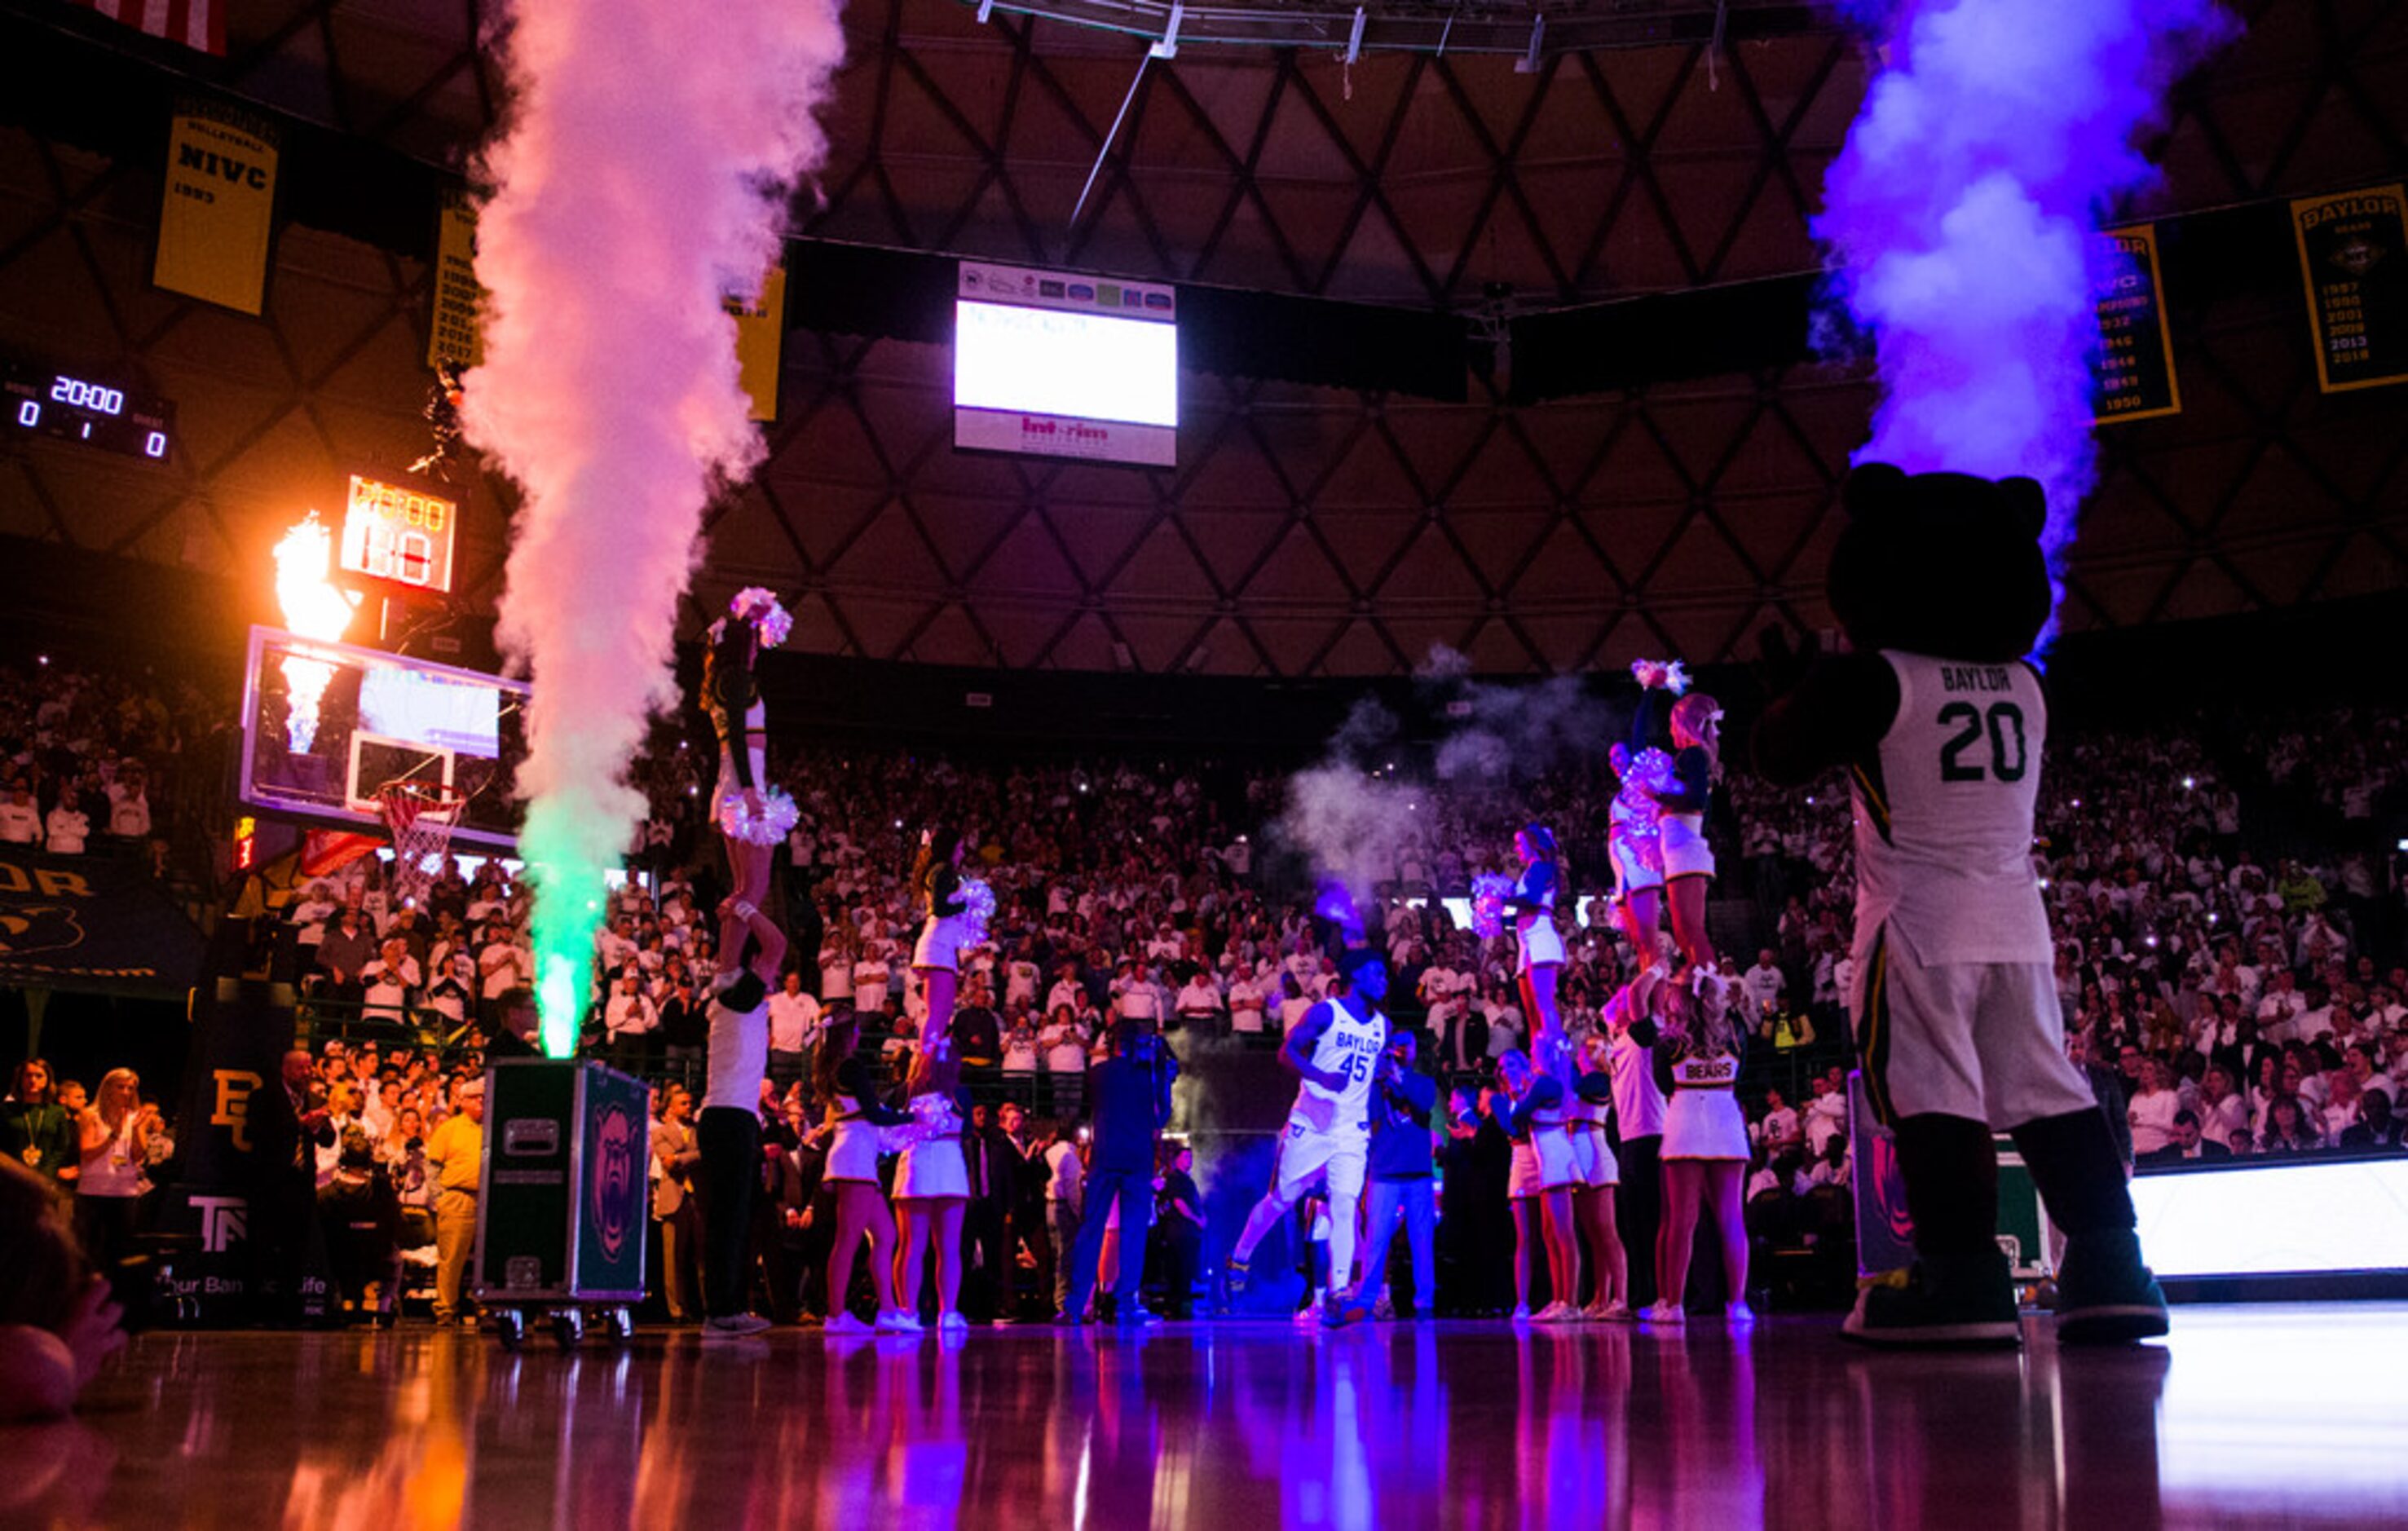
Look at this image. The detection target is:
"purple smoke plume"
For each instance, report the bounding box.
[1815,0,2232,636]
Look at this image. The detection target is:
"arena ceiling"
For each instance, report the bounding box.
[1,0,2405,675]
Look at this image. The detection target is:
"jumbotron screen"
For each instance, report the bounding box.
[953,260,1177,469]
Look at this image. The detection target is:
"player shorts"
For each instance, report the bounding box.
[912,915,968,973]
[1274,1118,1367,1204]
[1660,813,1716,881]
[1517,915,1565,973]
[1850,922,2096,1131]
[1570,1123,1620,1188]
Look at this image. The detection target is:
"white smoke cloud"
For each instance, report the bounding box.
[462,0,846,1050]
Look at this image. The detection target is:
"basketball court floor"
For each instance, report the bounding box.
[8,1304,2401,1527]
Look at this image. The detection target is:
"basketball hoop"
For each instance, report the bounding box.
[377,781,466,910]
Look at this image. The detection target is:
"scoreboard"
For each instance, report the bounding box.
[338,474,458,594]
[5,360,175,462]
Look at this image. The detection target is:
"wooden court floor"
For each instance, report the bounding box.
[7,1304,2401,1528]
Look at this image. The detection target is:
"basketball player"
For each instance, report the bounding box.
[1222,947,1389,1326]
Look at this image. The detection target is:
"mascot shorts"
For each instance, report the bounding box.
[1849,923,2094,1131]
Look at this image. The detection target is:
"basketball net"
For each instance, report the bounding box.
[377,782,465,910]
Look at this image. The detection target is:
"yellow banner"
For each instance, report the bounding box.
[2291,183,2408,394]
[154,101,279,314]
[2093,223,2181,425]
[428,188,487,370]
[726,263,787,422]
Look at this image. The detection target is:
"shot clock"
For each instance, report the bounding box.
[338,473,460,594]
[4,360,175,461]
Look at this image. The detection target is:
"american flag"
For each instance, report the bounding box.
[77,1,225,56]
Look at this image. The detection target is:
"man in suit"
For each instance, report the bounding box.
[245,1048,335,1323]
[651,1083,705,1321]
[962,1102,1021,1322]
[2137,1110,2233,1167]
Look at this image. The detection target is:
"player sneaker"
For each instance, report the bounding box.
[823,1311,873,1337]
[874,1308,924,1335]
[703,1313,774,1339]
[1841,1252,2020,1349]
[1222,1258,1253,1304]
[2053,1232,2171,1346]
[1642,1301,1686,1326]
[1370,1294,1396,1322]
[1322,1291,1371,1329]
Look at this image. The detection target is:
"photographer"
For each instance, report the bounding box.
[1356,1030,1439,1319]
[1060,1018,1176,1326]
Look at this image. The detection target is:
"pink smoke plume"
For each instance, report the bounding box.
[461,0,845,1052]
[1815,0,2232,638]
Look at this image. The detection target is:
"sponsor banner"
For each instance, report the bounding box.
[2291,183,2408,393]
[958,259,1176,322]
[2093,223,2181,424]
[0,851,205,996]
[955,406,1175,468]
[154,99,279,314]
[427,188,487,369]
[725,262,787,423]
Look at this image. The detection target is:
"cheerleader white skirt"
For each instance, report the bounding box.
[1570,1123,1620,1187]
[1609,819,1665,899]
[1508,1140,1543,1199]
[1516,914,1566,973]
[1510,1127,1578,1196]
[824,1118,884,1185]
[1660,813,1716,881]
[1660,1089,1748,1162]
[895,1136,970,1200]
[913,914,970,973]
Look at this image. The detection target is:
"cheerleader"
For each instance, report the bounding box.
[813,1011,919,1335]
[1641,970,1752,1324]
[704,589,795,974]
[1570,1031,1633,1320]
[1505,824,1568,1049]
[892,1028,972,1334]
[1652,690,1725,973]
[1609,660,1684,972]
[1490,1048,1579,1322]
[910,826,973,1057]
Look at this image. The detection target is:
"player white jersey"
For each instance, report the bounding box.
[1290,995,1386,1138]
[1851,650,2054,964]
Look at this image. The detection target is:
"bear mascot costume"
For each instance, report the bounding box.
[1754,463,2168,1348]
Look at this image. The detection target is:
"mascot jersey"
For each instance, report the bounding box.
[1851,652,2053,966]
[1290,995,1384,1138]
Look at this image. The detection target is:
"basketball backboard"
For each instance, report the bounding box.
[239,624,527,851]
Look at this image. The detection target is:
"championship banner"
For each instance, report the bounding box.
[154,99,280,315]
[0,849,205,997]
[428,188,487,369]
[2291,183,2408,394]
[2093,223,2181,424]
[726,262,787,422]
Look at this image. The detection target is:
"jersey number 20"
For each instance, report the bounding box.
[1937,701,2028,783]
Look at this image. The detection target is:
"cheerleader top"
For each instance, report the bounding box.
[921,863,968,923]
[1488,1074,1565,1141]
[824,1055,911,1127]
[703,624,763,788]
[1505,860,1557,921]
[1651,1034,1745,1098]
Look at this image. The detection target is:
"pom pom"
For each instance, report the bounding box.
[730,587,792,649]
[1630,658,1690,695]
[1471,873,1511,941]
[720,785,799,846]
[957,877,996,945]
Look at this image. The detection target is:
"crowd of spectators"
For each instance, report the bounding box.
[11,639,2408,1342]
[0,655,220,872]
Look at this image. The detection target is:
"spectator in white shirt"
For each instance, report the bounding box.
[42,791,88,855]
[0,780,42,845]
[1174,971,1223,1033]
[1227,966,1268,1035]
[1741,949,1788,1019]
[105,762,151,840]
[766,972,822,1091]
[603,970,659,1061]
